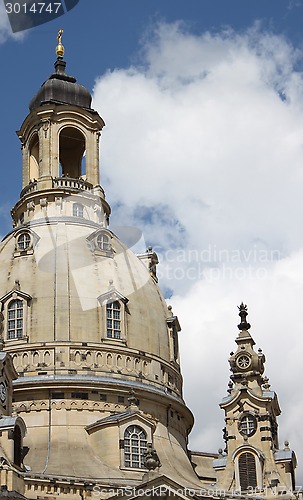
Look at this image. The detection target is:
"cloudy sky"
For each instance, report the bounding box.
[1,0,303,485]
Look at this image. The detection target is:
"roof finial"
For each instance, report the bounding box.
[237,302,251,331]
[56,28,65,59]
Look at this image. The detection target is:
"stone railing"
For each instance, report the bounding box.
[19,177,93,198]
[52,177,93,192]
[20,180,38,198]
[10,345,182,396]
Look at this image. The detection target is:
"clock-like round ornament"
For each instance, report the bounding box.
[236,354,251,370]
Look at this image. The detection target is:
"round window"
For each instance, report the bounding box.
[17,233,31,251]
[239,414,257,437]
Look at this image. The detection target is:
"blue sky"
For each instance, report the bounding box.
[1,0,303,229]
[2,0,303,481]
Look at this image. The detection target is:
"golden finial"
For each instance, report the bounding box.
[56,28,65,58]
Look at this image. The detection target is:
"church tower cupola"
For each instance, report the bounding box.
[29,29,92,111]
[12,30,109,228]
[228,303,265,391]
[213,304,297,497]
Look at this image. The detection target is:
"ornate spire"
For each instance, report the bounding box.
[237,302,251,331]
[56,28,65,58]
[228,304,265,385]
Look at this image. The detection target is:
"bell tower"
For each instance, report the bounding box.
[213,304,297,497]
[12,29,110,229]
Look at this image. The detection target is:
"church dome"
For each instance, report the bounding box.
[0,32,195,489]
[0,209,183,400]
[29,58,92,111]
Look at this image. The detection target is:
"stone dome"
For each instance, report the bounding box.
[29,58,92,111]
[0,211,183,400]
[0,47,195,489]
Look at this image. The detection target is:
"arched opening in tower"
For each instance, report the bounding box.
[13,425,22,467]
[29,134,39,181]
[59,127,86,178]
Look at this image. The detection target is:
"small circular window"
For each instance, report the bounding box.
[236,354,251,370]
[239,414,257,437]
[97,233,111,251]
[17,233,31,251]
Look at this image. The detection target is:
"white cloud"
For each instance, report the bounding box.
[93,23,303,483]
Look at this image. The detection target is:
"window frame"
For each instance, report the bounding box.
[106,301,122,340]
[0,290,31,344]
[97,233,111,252]
[16,233,31,251]
[118,418,154,471]
[238,413,257,437]
[98,291,128,344]
[123,425,148,469]
[87,229,114,257]
[7,299,24,340]
[102,299,126,343]
[73,203,84,218]
[14,229,36,257]
[234,447,263,492]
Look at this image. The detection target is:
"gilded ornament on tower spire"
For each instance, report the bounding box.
[56,28,65,58]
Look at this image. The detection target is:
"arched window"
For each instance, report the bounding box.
[13,425,22,467]
[238,452,257,490]
[7,300,23,340]
[106,301,121,339]
[29,133,39,180]
[59,127,86,178]
[97,233,111,252]
[124,425,147,468]
[73,203,84,218]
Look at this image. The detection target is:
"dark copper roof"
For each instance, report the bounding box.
[29,58,92,111]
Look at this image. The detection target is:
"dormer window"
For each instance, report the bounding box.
[87,229,114,257]
[98,289,128,344]
[106,301,121,339]
[14,229,38,257]
[17,233,31,251]
[97,233,111,252]
[124,425,147,468]
[7,300,23,340]
[86,411,155,472]
[73,203,84,218]
[1,288,31,343]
